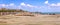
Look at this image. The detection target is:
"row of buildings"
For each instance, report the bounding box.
[0,8,25,15]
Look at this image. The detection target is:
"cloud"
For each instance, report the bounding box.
[9,3,15,6]
[20,2,33,7]
[6,5,9,6]
[50,4,56,6]
[0,2,42,11]
[0,3,17,9]
[0,3,15,7]
[20,2,26,6]
[20,2,41,8]
[0,4,6,7]
[44,1,60,7]
[2,4,6,7]
[44,2,60,12]
[50,3,60,6]
[45,0,48,4]
[27,4,34,7]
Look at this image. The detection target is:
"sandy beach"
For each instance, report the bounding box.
[0,14,60,25]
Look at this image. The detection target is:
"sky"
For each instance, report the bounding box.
[0,0,60,12]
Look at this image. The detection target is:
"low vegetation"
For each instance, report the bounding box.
[0,8,27,12]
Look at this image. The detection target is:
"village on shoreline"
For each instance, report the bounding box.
[0,8,59,16]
